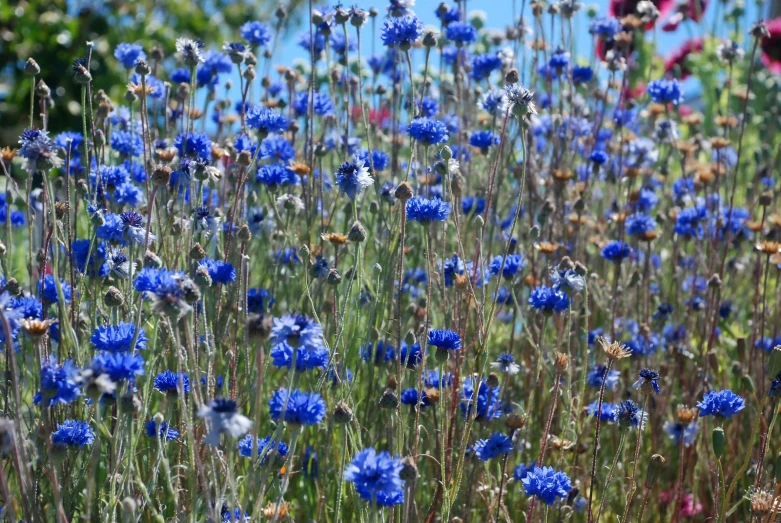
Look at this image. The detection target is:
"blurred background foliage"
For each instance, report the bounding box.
[0,0,305,144]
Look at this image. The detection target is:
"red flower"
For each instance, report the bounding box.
[761,18,781,74]
[609,0,674,29]
[661,0,709,32]
[664,38,703,79]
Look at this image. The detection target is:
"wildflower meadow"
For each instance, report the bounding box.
[2,0,781,521]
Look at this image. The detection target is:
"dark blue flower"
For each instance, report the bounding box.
[247,288,274,314]
[260,135,296,162]
[470,53,502,80]
[71,239,109,277]
[697,389,745,419]
[513,462,536,481]
[407,117,449,146]
[616,400,646,428]
[335,155,374,199]
[626,212,658,238]
[572,65,594,84]
[469,130,500,153]
[380,15,424,48]
[647,78,683,105]
[170,68,191,84]
[246,107,289,135]
[198,258,237,285]
[601,240,631,262]
[90,351,145,382]
[114,42,146,68]
[406,196,451,223]
[255,162,298,188]
[489,254,525,279]
[587,401,617,422]
[270,343,329,371]
[663,421,699,447]
[357,149,390,172]
[400,342,425,368]
[174,132,212,160]
[268,389,327,425]
[145,419,180,441]
[270,314,324,350]
[445,21,477,45]
[241,21,272,46]
[586,365,620,390]
[427,329,461,350]
[238,435,288,463]
[589,17,622,38]
[522,466,572,505]
[110,130,143,157]
[90,322,147,352]
[34,356,81,406]
[40,275,72,304]
[344,447,405,506]
[529,285,568,314]
[52,420,95,447]
[460,377,501,420]
[548,48,570,71]
[400,388,430,408]
[362,341,396,364]
[589,149,609,164]
[154,371,190,395]
[474,433,513,461]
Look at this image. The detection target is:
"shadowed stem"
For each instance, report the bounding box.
[586,357,613,523]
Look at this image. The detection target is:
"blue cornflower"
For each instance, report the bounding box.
[13,296,42,320]
[270,342,329,372]
[460,377,502,420]
[34,356,81,406]
[442,255,468,286]
[474,433,513,461]
[153,371,190,395]
[268,389,327,425]
[198,258,237,285]
[406,196,451,223]
[469,130,500,153]
[260,135,295,162]
[436,4,461,23]
[550,269,585,293]
[674,206,707,239]
[572,65,594,84]
[119,211,156,245]
[489,254,525,279]
[400,388,430,408]
[335,155,374,199]
[601,240,631,262]
[480,89,508,115]
[90,352,144,383]
[247,288,274,314]
[407,117,449,146]
[292,91,335,117]
[357,149,390,172]
[400,342,425,368]
[514,462,536,481]
[52,420,95,447]
[270,314,324,349]
[241,21,272,46]
[344,448,405,506]
[586,365,620,390]
[238,435,288,463]
[255,162,298,188]
[246,107,288,136]
[529,285,568,314]
[198,398,253,446]
[417,97,439,117]
[114,42,146,68]
[663,421,699,447]
[428,329,462,350]
[616,400,647,428]
[90,322,147,352]
[587,401,617,422]
[589,17,622,38]
[697,389,745,419]
[170,68,191,84]
[626,212,658,238]
[549,48,570,71]
[647,78,683,105]
[491,353,520,375]
[174,132,212,160]
[522,466,572,505]
[41,275,72,304]
[633,368,661,394]
[110,130,143,157]
[362,341,396,365]
[330,32,357,55]
[145,419,180,441]
[445,22,477,45]
[589,149,609,164]
[195,50,232,87]
[470,53,503,80]
[462,196,486,216]
[380,15,424,49]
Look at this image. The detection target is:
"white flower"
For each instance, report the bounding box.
[175,38,205,65]
[504,83,537,117]
[276,194,305,214]
[198,399,252,447]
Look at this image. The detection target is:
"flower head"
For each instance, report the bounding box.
[522,466,572,505]
[633,368,661,394]
[407,117,449,146]
[268,389,326,425]
[647,78,683,105]
[381,15,424,49]
[90,322,147,352]
[335,155,374,199]
[474,433,513,461]
[427,329,461,350]
[697,389,745,419]
[197,398,252,446]
[52,420,94,447]
[344,447,405,506]
[406,196,451,223]
[491,353,520,375]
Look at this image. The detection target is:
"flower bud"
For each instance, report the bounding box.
[644,454,666,489]
[348,221,367,242]
[105,286,124,308]
[712,426,725,459]
[24,58,41,76]
[379,389,399,409]
[333,401,354,423]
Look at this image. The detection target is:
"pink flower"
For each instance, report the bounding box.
[661,0,709,32]
[664,38,703,79]
[609,0,675,29]
[761,18,781,74]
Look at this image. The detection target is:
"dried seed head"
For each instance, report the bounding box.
[395,182,414,201]
[554,352,569,373]
[600,338,632,361]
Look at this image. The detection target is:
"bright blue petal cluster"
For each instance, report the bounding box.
[521,466,572,505]
[344,447,405,506]
[154,370,190,394]
[380,15,424,48]
[647,78,683,105]
[246,107,289,135]
[90,322,147,352]
[268,388,326,425]
[528,285,568,314]
[697,389,745,419]
[34,356,81,406]
[114,42,146,68]
[473,433,513,461]
[407,117,449,146]
[427,328,462,350]
[445,22,477,45]
[406,196,451,223]
[52,420,95,447]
